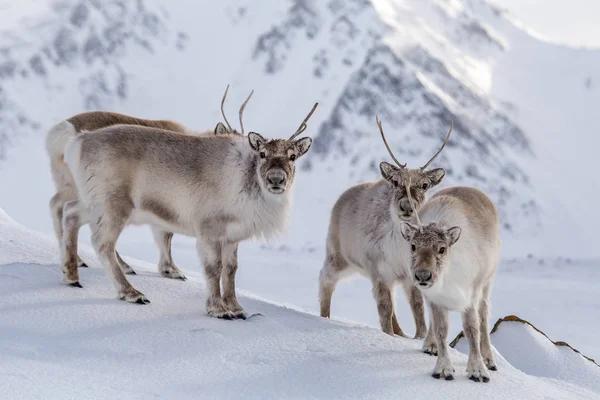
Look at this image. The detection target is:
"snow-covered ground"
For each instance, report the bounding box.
[1,210,599,399]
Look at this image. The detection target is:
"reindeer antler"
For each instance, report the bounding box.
[376,116,406,168]
[289,103,319,140]
[405,177,422,227]
[420,119,453,170]
[238,90,254,135]
[220,84,234,132]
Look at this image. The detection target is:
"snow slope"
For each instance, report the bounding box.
[1,210,599,400]
[452,316,600,393]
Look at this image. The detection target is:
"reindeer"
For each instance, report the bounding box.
[58,99,318,319]
[318,117,452,338]
[46,85,252,279]
[399,182,500,382]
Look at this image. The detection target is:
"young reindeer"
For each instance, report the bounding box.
[46,85,252,280]
[400,183,500,382]
[318,117,452,338]
[60,99,318,319]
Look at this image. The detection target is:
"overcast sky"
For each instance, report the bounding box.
[491,0,600,48]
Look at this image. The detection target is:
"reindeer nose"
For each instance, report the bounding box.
[400,199,413,214]
[268,173,285,186]
[414,270,432,283]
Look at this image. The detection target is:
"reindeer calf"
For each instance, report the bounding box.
[400,186,500,382]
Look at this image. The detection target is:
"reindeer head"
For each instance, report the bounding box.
[376,117,452,221]
[248,103,317,194]
[213,85,254,136]
[400,221,461,289]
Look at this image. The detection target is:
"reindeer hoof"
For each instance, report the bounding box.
[79,262,89,268]
[69,281,83,288]
[489,365,498,371]
[445,375,454,381]
[119,288,148,304]
[160,265,186,281]
[234,312,247,320]
[126,270,137,275]
[432,373,441,379]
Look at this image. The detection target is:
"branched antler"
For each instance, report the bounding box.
[289,103,319,140]
[420,119,453,170]
[238,90,254,135]
[376,116,406,168]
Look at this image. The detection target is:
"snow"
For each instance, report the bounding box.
[453,317,600,393]
[1,211,599,400]
[1,1,600,398]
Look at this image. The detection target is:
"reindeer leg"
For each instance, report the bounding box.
[318,252,347,319]
[115,250,136,275]
[373,279,394,336]
[61,201,85,287]
[90,197,148,304]
[463,304,490,382]
[152,228,186,280]
[430,302,454,380]
[479,283,497,371]
[197,238,232,319]
[221,241,246,319]
[402,282,427,339]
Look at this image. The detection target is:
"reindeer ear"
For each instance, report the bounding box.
[214,122,229,135]
[426,168,446,187]
[248,132,266,151]
[294,137,312,157]
[400,222,418,242]
[380,162,398,181]
[446,226,461,246]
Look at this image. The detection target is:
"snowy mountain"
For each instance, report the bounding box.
[0,0,598,259]
[1,208,599,399]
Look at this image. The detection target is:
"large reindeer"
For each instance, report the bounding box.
[318,117,452,338]
[59,99,318,319]
[46,86,252,279]
[399,183,500,382]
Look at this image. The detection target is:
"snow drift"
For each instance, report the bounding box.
[1,208,599,399]
[452,315,600,393]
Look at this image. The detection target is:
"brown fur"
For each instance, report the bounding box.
[68,111,188,134]
[141,198,180,225]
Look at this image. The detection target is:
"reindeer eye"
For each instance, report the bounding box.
[422,183,428,190]
[411,244,416,252]
[290,154,297,161]
[393,180,399,187]
[439,247,446,255]
[259,152,266,159]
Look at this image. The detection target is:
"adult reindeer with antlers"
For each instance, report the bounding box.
[58,91,318,319]
[46,86,254,280]
[318,117,453,338]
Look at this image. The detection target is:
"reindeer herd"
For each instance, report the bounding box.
[44,86,500,383]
